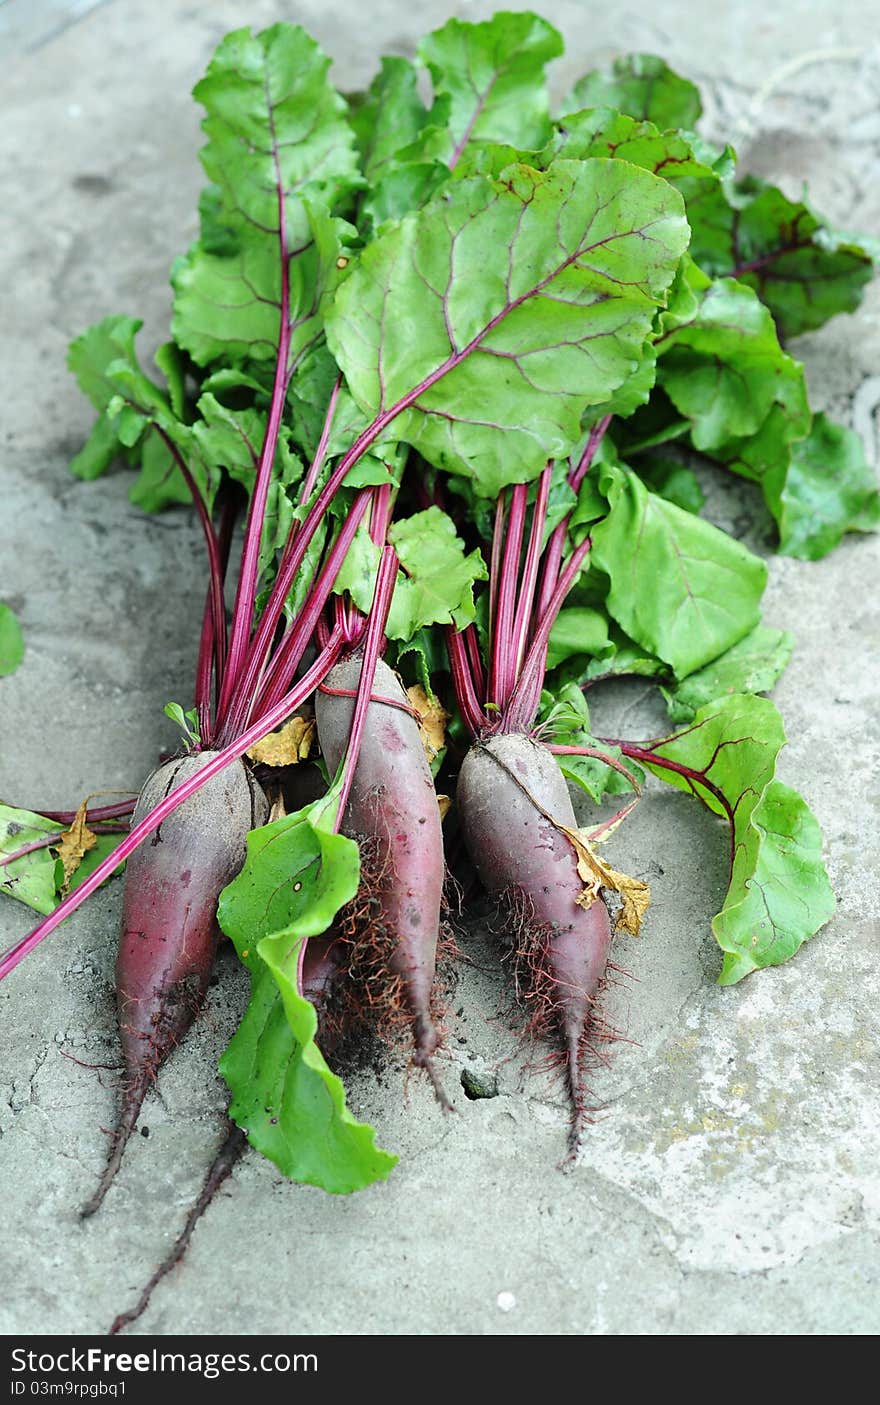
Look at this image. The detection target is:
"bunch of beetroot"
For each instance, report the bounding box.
[1,11,876,1329]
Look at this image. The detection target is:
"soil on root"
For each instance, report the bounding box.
[314,836,459,1085]
[489,885,629,1155]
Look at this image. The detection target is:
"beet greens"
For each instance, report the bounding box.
[0,11,876,1315]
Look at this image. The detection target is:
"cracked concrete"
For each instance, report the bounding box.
[1,0,879,1336]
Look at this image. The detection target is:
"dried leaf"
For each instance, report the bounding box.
[247,716,315,767]
[437,794,451,822]
[406,685,449,762]
[558,823,650,936]
[56,800,97,888]
[268,791,288,824]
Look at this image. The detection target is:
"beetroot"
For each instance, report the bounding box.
[315,656,446,1083]
[457,732,613,1147]
[81,752,268,1216]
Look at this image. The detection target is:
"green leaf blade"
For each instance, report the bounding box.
[661,624,794,723]
[326,158,689,495]
[716,781,836,984]
[565,54,702,130]
[644,697,834,981]
[419,11,563,158]
[0,605,24,677]
[218,801,396,1193]
[590,462,767,678]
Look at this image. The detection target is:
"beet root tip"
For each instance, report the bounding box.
[80,1073,151,1219]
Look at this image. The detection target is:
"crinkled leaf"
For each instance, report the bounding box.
[714,780,836,982]
[69,414,122,482]
[0,806,61,915]
[549,107,714,184]
[417,10,563,162]
[661,624,793,722]
[218,795,395,1192]
[689,176,876,338]
[564,54,702,130]
[326,158,689,496]
[657,271,805,452]
[777,412,880,560]
[350,57,430,181]
[557,822,650,934]
[0,605,24,677]
[171,25,359,370]
[334,507,487,640]
[67,315,143,415]
[590,460,766,677]
[538,684,642,800]
[247,716,315,767]
[643,694,834,981]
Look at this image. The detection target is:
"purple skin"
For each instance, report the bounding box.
[301,933,345,1008]
[82,752,268,1217]
[315,656,444,1069]
[456,732,612,1141]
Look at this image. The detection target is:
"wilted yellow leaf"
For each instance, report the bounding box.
[437,794,451,821]
[247,715,315,767]
[558,823,650,936]
[406,685,449,762]
[56,800,97,887]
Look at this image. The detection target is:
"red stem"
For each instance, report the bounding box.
[249,491,372,723]
[154,428,226,682]
[505,537,592,733]
[336,546,398,821]
[217,147,292,722]
[511,466,552,676]
[0,635,344,984]
[609,740,737,873]
[489,484,527,709]
[445,625,485,737]
[299,374,342,507]
[570,414,611,493]
[35,800,136,824]
[463,623,485,697]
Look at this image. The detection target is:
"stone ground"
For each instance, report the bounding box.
[1,0,878,1337]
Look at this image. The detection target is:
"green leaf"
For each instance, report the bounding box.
[657,271,804,452]
[635,455,705,514]
[127,431,190,511]
[777,412,880,560]
[661,625,793,722]
[548,107,714,183]
[0,604,24,677]
[644,696,834,982]
[537,684,641,800]
[715,781,836,982]
[154,342,187,419]
[545,606,611,670]
[326,158,689,496]
[418,11,563,159]
[67,315,143,414]
[689,177,876,338]
[69,414,122,482]
[0,806,62,915]
[171,25,359,370]
[350,57,430,182]
[590,461,766,677]
[218,796,396,1192]
[712,359,811,527]
[564,54,702,130]
[333,507,488,641]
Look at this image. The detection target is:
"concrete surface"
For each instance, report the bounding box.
[1,0,878,1337]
